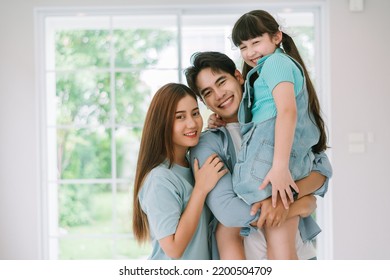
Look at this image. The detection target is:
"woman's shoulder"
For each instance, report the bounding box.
[140,163,178,198]
[145,162,174,181]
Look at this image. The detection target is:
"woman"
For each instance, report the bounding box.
[132,83,227,259]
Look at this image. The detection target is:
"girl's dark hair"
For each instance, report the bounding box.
[132,83,198,243]
[232,10,328,152]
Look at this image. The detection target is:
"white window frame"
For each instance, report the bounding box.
[35,3,332,260]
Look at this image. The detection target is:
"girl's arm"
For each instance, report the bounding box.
[159,155,227,259]
[260,81,298,209]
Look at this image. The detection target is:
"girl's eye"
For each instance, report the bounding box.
[239,45,246,50]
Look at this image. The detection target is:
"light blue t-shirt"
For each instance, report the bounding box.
[252,48,304,123]
[138,160,212,260]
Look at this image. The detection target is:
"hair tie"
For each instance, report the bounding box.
[275,14,296,38]
[227,34,238,50]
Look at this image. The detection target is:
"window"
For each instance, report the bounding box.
[36,4,328,259]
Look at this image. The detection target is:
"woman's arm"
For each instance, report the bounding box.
[159,155,227,259]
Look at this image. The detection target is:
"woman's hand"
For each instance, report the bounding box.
[159,154,227,259]
[193,154,228,194]
[207,113,226,129]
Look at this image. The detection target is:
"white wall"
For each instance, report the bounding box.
[329,0,390,259]
[1,0,389,260]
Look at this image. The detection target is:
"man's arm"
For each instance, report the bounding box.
[288,195,317,219]
[189,131,255,228]
[295,171,325,198]
[254,151,332,228]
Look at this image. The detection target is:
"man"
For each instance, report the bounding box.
[184,51,332,259]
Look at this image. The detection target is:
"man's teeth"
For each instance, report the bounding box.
[220,96,232,107]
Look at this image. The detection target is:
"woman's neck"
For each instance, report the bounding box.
[173,150,189,168]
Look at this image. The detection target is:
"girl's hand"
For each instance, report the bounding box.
[207,113,226,129]
[193,154,228,194]
[259,165,299,209]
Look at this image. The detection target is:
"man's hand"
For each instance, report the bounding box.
[254,197,290,228]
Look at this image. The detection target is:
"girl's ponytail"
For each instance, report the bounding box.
[281,32,327,153]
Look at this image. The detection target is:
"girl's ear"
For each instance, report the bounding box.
[273,30,283,45]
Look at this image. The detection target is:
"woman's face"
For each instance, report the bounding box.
[172,95,203,158]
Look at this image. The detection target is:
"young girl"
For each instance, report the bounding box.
[132,83,227,260]
[228,10,328,259]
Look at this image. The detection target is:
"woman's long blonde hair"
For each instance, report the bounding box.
[132,83,198,243]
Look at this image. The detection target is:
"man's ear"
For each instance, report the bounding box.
[234,70,245,85]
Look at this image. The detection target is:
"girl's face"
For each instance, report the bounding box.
[239,31,282,67]
[172,94,203,161]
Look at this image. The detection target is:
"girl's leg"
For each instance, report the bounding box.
[264,216,299,260]
[215,223,245,259]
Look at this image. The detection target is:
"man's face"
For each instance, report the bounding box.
[195,68,244,123]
